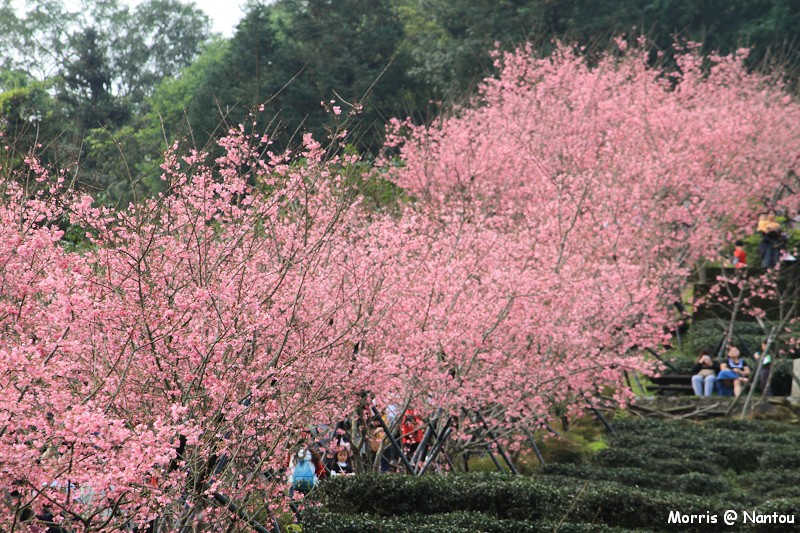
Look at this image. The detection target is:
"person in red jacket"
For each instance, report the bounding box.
[401,408,425,459]
[733,240,747,268]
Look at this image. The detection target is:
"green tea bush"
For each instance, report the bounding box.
[673,472,734,496]
[592,449,648,469]
[542,464,732,496]
[314,473,558,520]
[760,448,800,470]
[307,418,800,531]
[607,419,800,474]
[301,509,646,533]
[740,470,800,498]
[620,441,722,463]
[545,481,716,531]
[704,419,800,437]
[592,448,722,475]
[312,473,720,531]
[744,498,800,532]
[611,419,712,444]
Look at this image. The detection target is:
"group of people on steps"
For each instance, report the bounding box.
[691,342,771,397]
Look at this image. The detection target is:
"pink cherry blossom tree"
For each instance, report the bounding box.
[0,126,384,530]
[365,40,800,440]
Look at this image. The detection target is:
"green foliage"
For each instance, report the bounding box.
[302,508,643,533]
[398,0,546,104]
[400,0,800,108]
[740,469,800,499]
[703,417,799,435]
[0,0,210,104]
[118,0,212,103]
[527,417,608,466]
[760,447,800,470]
[314,473,554,519]
[746,499,800,532]
[0,0,213,204]
[312,472,719,531]
[308,418,800,531]
[543,464,733,496]
[608,418,800,476]
[178,0,415,155]
[4,0,800,203]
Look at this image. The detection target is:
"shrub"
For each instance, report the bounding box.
[314,473,559,520]
[744,498,800,532]
[548,481,717,531]
[542,464,732,496]
[312,473,723,531]
[703,419,800,436]
[740,470,800,499]
[592,448,722,475]
[538,434,596,464]
[673,472,734,496]
[309,418,800,531]
[593,449,648,469]
[302,509,646,533]
[760,448,800,470]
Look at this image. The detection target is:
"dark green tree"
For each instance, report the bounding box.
[181,0,414,153]
[278,0,413,148]
[0,0,211,202]
[0,70,70,174]
[399,0,546,103]
[107,0,212,104]
[180,5,294,146]
[400,0,800,103]
[60,27,127,131]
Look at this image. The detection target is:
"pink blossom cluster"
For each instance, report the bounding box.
[372,41,800,433]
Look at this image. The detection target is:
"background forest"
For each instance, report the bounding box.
[1,0,799,205]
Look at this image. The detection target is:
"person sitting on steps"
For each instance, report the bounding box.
[690,349,720,397]
[718,346,750,397]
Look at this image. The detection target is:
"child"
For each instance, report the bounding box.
[733,240,747,268]
[329,447,354,476]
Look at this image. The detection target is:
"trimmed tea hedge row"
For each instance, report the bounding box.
[543,464,732,496]
[592,448,724,475]
[312,473,718,532]
[744,498,800,533]
[613,417,800,437]
[740,470,800,499]
[314,473,560,519]
[303,419,800,532]
[605,419,800,474]
[301,509,646,533]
